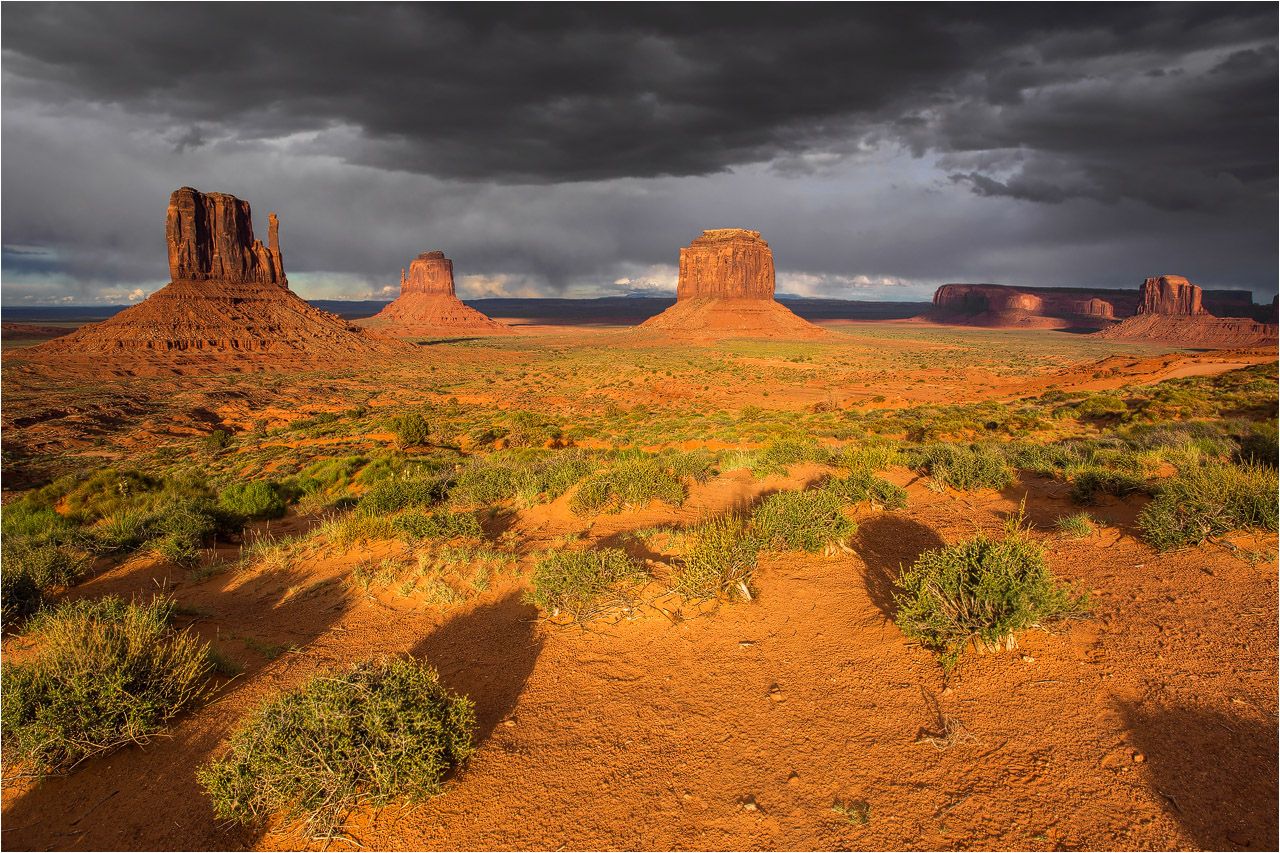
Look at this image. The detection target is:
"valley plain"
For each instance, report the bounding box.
[2,319,1276,851]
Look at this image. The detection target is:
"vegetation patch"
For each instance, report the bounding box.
[525,548,650,621]
[199,657,474,840]
[675,515,759,600]
[824,469,908,510]
[751,488,856,553]
[1,597,211,773]
[904,443,1014,492]
[218,480,287,521]
[0,540,90,628]
[569,458,685,515]
[1138,462,1278,550]
[893,517,1090,670]
[1068,466,1154,503]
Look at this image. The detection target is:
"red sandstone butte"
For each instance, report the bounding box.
[641,229,827,339]
[677,229,776,300]
[357,251,513,337]
[1094,275,1276,347]
[38,188,398,359]
[1136,275,1206,316]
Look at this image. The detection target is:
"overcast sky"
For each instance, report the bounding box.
[2,3,1276,306]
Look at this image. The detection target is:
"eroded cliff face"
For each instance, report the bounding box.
[1137,275,1205,316]
[166,187,286,285]
[929,284,1114,328]
[676,229,775,300]
[401,251,456,297]
[39,187,398,358]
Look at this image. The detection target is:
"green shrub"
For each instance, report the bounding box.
[199,657,473,840]
[823,470,908,510]
[358,477,447,514]
[1,498,77,545]
[837,442,900,472]
[894,521,1089,670]
[148,499,220,566]
[905,443,1014,491]
[1138,463,1279,550]
[392,509,483,542]
[1236,422,1278,468]
[675,515,759,600]
[392,413,431,447]
[0,541,91,628]
[1,597,211,773]
[1068,467,1153,503]
[219,481,287,521]
[1074,394,1127,419]
[87,510,148,554]
[525,548,649,620]
[1055,511,1095,538]
[751,488,856,553]
[450,450,595,508]
[750,438,833,477]
[569,459,684,515]
[664,450,717,483]
[205,430,232,451]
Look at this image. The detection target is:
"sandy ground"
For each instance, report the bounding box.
[2,470,1275,851]
[1,325,1276,851]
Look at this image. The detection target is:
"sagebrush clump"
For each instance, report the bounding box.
[199,657,474,840]
[1,597,212,773]
[894,517,1089,670]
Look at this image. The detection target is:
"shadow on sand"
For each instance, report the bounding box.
[410,589,544,749]
[852,514,946,620]
[1118,700,1278,850]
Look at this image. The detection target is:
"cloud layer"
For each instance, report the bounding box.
[3,4,1275,304]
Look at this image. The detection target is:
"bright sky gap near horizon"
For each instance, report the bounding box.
[1,3,1276,307]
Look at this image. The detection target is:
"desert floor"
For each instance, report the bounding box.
[2,321,1276,851]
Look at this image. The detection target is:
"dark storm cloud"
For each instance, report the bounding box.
[1,3,1276,303]
[4,3,1274,211]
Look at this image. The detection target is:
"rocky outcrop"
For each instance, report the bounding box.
[676,229,776,300]
[166,187,286,285]
[39,188,399,359]
[357,251,513,337]
[1093,314,1277,347]
[928,284,1116,329]
[640,229,827,339]
[1094,274,1275,346]
[400,251,456,296]
[1137,275,1205,316]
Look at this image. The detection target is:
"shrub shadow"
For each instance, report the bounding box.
[0,562,352,851]
[409,589,543,748]
[852,514,946,620]
[1119,700,1277,850]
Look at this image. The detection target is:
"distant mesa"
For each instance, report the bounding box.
[1094,275,1276,347]
[924,277,1272,347]
[640,229,829,339]
[928,283,1119,329]
[355,251,514,337]
[37,187,398,358]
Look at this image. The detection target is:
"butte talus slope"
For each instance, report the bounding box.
[37,187,399,359]
[639,229,829,339]
[1093,276,1277,348]
[356,252,513,337]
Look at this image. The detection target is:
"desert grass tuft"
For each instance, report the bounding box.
[1,596,212,773]
[1138,462,1278,550]
[525,548,650,621]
